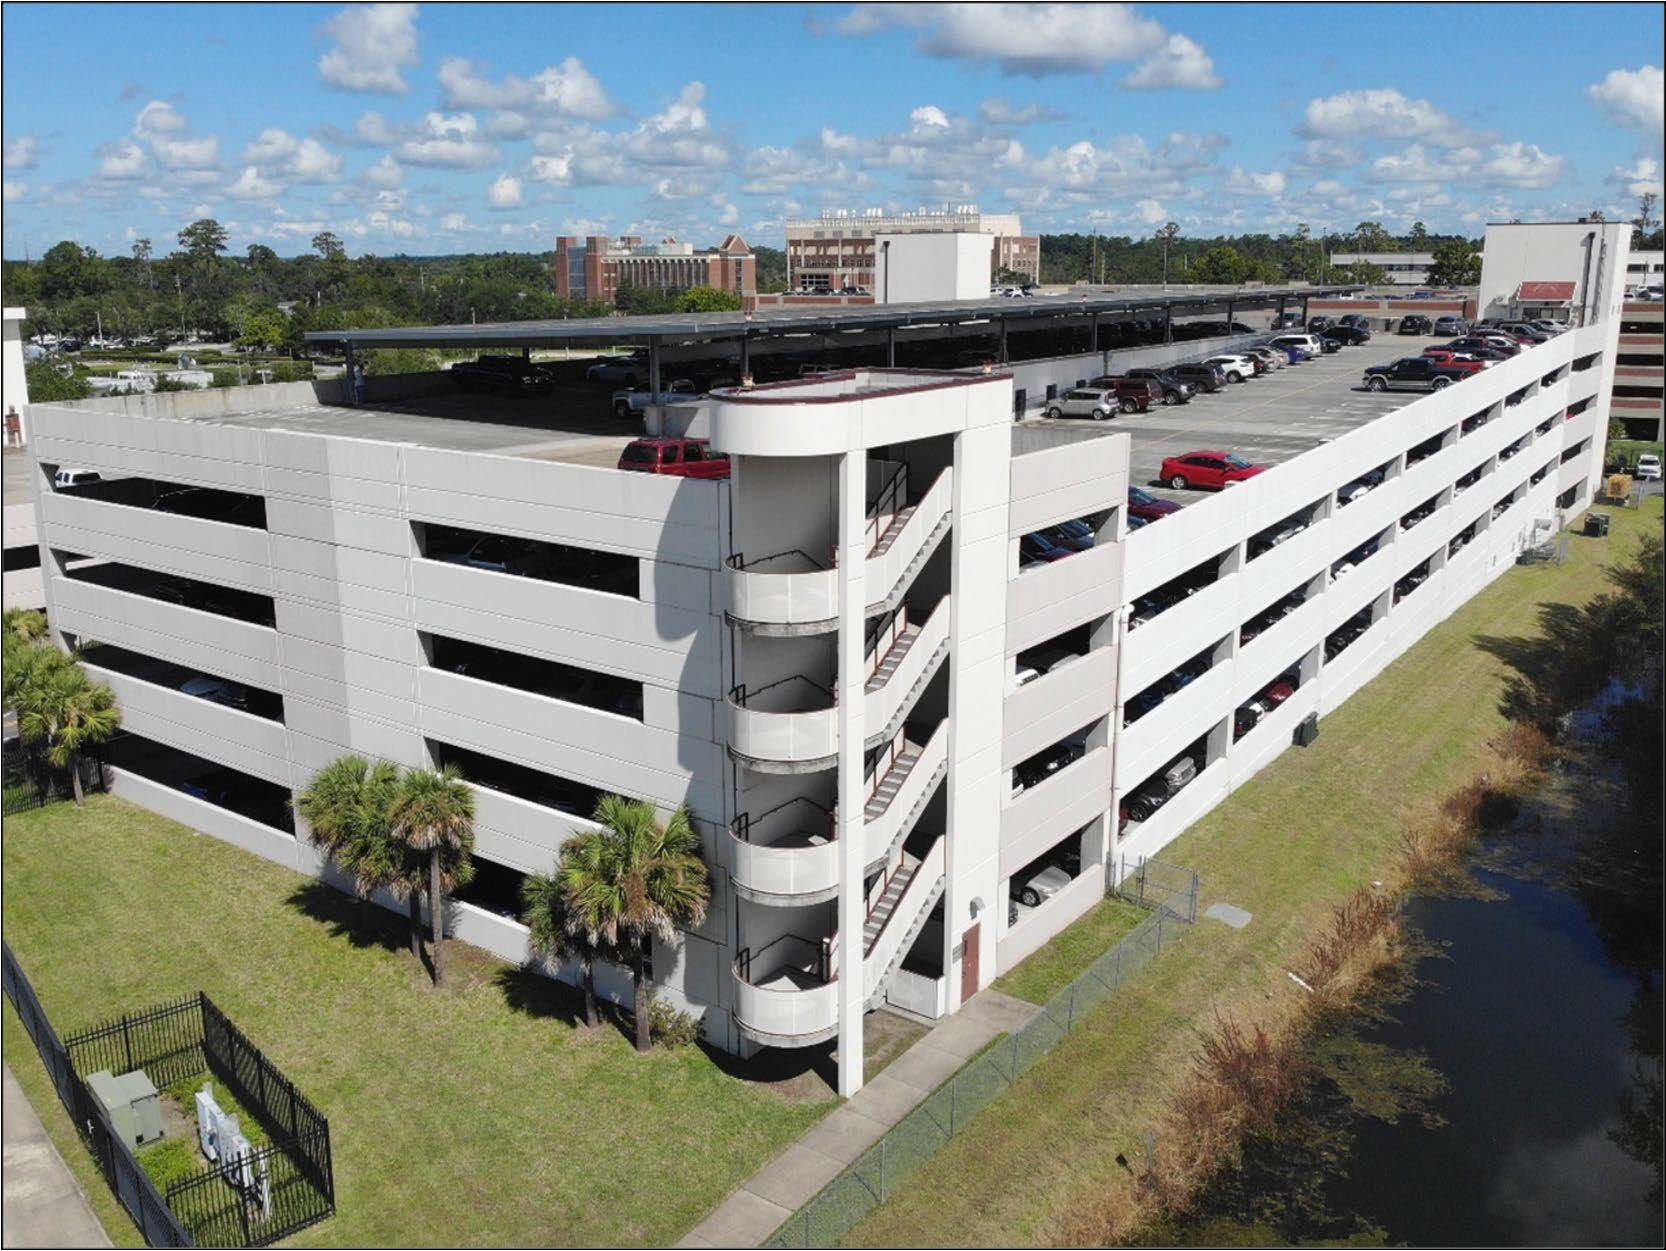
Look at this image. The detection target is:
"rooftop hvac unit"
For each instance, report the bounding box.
[85,1069,163,1147]
[1293,712,1320,748]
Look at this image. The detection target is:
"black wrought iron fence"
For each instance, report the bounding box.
[2,943,335,1247]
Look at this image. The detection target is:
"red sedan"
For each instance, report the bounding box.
[1158,450,1267,491]
[1420,348,1493,376]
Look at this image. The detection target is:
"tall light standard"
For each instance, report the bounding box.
[1156,221,1180,290]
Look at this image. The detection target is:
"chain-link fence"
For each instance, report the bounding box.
[763,858,1200,1248]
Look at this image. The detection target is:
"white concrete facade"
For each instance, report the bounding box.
[22,224,1624,1098]
[873,233,996,304]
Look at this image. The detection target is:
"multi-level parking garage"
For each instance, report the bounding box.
[20,222,1629,1097]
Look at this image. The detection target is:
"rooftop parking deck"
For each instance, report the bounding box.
[1027,333,1455,507]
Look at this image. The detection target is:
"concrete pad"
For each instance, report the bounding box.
[1206,902,1253,929]
[677,1186,791,1249]
[740,1143,849,1211]
[875,1041,966,1095]
[794,1105,890,1165]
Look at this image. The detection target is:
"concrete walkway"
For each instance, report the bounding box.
[679,989,1040,1248]
[2,1064,112,1249]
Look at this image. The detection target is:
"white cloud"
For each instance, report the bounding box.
[4,136,39,169]
[1133,196,1168,224]
[834,3,1175,76]
[1123,34,1221,91]
[487,171,524,208]
[1370,141,1563,189]
[910,104,951,130]
[241,129,343,181]
[1301,88,1470,145]
[1226,166,1286,196]
[243,127,296,163]
[1295,138,1361,170]
[528,151,574,185]
[395,112,497,168]
[226,165,284,200]
[98,140,148,180]
[1610,156,1663,197]
[363,153,403,187]
[532,58,615,119]
[133,100,187,135]
[132,99,219,169]
[1480,142,1563,189]
[1587,65,1664,133]
[353,111,399,145]
[440,211,470,231]
[977,98,1065,126]
[3,180,26,203]
[318,3,420,93]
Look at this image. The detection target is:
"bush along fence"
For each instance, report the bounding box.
[2,942,334,1247]
[762,858,1200,1249]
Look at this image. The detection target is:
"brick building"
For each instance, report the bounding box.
[555,234,755,306]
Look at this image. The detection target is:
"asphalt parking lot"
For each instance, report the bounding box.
[1028,333,1453,505]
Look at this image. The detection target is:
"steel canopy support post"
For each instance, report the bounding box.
[997,318,1008,364]
[1164,304,1173,344]
[343,344,362,406]
[1225,299,1235,330]
[740,333,751,384]
[887,326,896,368]
[648,339,662,395]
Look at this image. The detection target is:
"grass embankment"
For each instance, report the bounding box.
[845,496,1662,1247]
[993,897,1146,1004]
[2,800,835,1247]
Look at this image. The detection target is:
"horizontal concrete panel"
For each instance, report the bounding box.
[1002,647,1115,770]
[1000,746,1111,877]
[265,496,412,557]
[470,783,598,868]
[1234,596,1324,700]
[1240,521,1328,600]
[1009,435,1128,536]
[1116,663,1231,791]
[1113,759,1230,865]
[41,493,274,592]
[1005,542,1121,654]
[417,672,720,814]
[50,575,280,675]
[998,864,1106,972]
[88,665,291,786]
[108,768,303,869]
[1329,487,1402,557]
[1121,573,1237,696]
[275,598,423,664]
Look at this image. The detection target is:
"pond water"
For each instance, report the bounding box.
[1153,750,1663,1247]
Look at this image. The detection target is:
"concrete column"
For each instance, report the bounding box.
[834,449,868,1097]
[1164,305,1173,344]
[648,340,662,394]
[997,318,1009,363]
[887,327,896,368]
[740,334,751,383]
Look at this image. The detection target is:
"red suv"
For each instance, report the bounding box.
[1088,375,1162,413]
[1158,450,1266,491]
[617,438,731,478]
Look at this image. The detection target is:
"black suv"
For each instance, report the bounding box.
[1322,324,1372,346]
[453,355,556,394]
[1397,314,1433,335]
[1169,362,1226,393]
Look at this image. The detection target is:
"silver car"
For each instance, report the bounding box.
[1012,863,1072,907]
[1043,387,1118,421]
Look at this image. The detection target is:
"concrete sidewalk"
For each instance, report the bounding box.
[678,989,1040,1248]
[2,1064,113,1248]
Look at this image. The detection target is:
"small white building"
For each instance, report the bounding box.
[1624,249,1663,294]
[1478,220,1634,325]
[873,232,995,303]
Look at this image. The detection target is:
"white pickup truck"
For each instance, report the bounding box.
[611,378,701,419]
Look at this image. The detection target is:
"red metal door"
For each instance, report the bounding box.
[961,923,981,1003]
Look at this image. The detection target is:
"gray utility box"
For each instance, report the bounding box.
[85,1069,163,1147]
[1293,712,1320,748]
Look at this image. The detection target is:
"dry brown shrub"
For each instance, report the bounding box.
[1301,887,1402,992]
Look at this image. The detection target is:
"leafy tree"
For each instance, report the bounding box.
[296,754,419,947]
[311,231,345,261]
[614,283,680,316]
[236,307,291,352]
[1191,245,1249,285]
[1426,238,1482,287]
[131,237,153,264]
[25,359,91,402]
[1409,221,1429,247]
[391,765,476,985]
[39,241,101,300]
[3,611,53,704]
[521,868,618,1028]
[558,796,710,1052]
[673,285,743,313]
[1635,192,1663,252]
[15,652,120,804]
[1339,260,1391,285]
[178,218,228,261]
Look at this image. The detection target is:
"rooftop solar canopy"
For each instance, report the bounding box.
[305,286,1362,350]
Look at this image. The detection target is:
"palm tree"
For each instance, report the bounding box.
[521,868,616,1029]
[296,755,418,953]
[391,766,476,985]
[2,607,48,644]
[16,656,121,804]
[559,796,710,1052]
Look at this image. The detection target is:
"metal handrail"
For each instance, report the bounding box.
[725,548,831,573]
[728,673,836,708]
[730,795,836,841]
[865,462,908,552]
[734,932,835,985]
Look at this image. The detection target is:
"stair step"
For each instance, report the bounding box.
[869,505,918,557]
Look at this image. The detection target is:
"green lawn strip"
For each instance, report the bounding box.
[843,499,1658,1247]
[993,897,1147,1005]
[2,798,836,1247]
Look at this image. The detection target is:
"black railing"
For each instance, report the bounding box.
[734,933,834,986]
[725,547,831,573]
[727,673,836,710]
[2,942,191,1247]
[731,795,835,842]
[866,461,909,552]
[66,995,206,1090]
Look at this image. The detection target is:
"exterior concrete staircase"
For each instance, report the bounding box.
[864,740,924,821]
[868,504,918,558]
[865,623,922,695]
[864,852,923,955]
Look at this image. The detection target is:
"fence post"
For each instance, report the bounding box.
[879,1137,887,1201]
[949,1077,956,1136]
[120,1013,135,1074]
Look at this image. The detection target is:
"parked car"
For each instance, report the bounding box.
[612,378,701,419]
[452,355,555,394]
[616,437,730,478]
[1019,531,1075,564]
[1043,387,1119,420]
[1010,862,1073,908]
[1128,486,1181,523]
[1122,754,1201,823]
[1307,315,1334,332]
[1245,346,1287,372]
[1159,450,1266,491]
[1271,311,1305,330]
[585,356,648,386]
[52,468,101,490]
[1121,368,1194,405]
[1397,314,1433,335]
[1634,453,1662,481]
[1431,315,1468,336]
[1530,320,1569,336]
[1338,314,1373,331]
[1322,325,1372,346]
[1045,519,1097,552]
[433,534,555,577]
[1085,376,1163,412]
[1169,362,1226,393]
[1419,348,1493,375]
[1362,357,1468,392]
[1268,333,1325,360]
[1201,353,1258,384]
[180,675,250,711]
[1500,321,1552,343]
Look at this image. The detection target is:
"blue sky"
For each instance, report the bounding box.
[3,3,1662,258]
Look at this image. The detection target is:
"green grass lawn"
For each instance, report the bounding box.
[2,800,835,1247]
[843,497,1663,1247]
[992,897,1147,1005]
